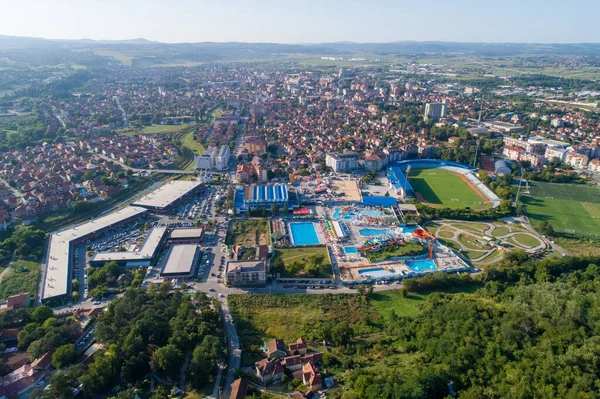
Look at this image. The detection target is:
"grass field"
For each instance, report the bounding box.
[93,50,134,66]
[409,169,486,209]
[0,260,40,300]
[181,130,205,155]
[524,181,600,237]
[272,246,332,278]
[226,219,270,246]
[142,124,191,134]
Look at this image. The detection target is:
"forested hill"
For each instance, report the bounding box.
[341,253,600,398]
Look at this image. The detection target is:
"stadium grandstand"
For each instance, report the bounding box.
[387,159,500,207]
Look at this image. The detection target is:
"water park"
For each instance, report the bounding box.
[274,203,474,284]
[329,218,471,284]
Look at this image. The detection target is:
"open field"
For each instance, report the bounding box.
[93,49,134,65]
[226,219,270,247]
[408,168,487,209]
[272,246,332,278]
[181,130,205,155]
[0,260,40,300]
[524,181,600,237]
[142,124,191,134]
[117,124,192,136]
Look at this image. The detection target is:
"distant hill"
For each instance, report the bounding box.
[2,34,600,67]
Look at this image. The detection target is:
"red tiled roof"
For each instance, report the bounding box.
[230,378,248,399]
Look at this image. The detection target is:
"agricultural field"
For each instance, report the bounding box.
[408,168,487,209]
[226,219,270,247]
[272,246,333,278]
[523,181,600,237]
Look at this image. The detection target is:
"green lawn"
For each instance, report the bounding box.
[181,130,206,155]
[366,242,427,262]
[510,233,542,248]
[369,291,426,319]
[141,124,191,134]
[0,260,40,300]
[408,169,487,209]
[523,181,600,237]
[492,226,511,237]
[457,233,489,250]
[272,246,332,278]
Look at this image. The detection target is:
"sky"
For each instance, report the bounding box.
[1,0,600,44]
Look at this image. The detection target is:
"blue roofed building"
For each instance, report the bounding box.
[244,184,289,211]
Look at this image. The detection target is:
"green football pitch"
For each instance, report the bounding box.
[408,169,487,209]
[523,181,600,237]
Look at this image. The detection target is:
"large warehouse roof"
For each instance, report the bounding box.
[161,244,200,276]
[169,228,203,240]
[244,184,288,203]
[42,206,148,301]
[132,181,202,210]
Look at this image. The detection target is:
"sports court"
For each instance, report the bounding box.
[330,179,362,202]
[523,181,600,236]
[408,168,487,209]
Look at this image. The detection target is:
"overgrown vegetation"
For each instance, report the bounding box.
[231,254,600,398]
[271,246,332,278]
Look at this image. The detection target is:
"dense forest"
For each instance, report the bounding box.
[231,254,600,399]
[28,285,225,399]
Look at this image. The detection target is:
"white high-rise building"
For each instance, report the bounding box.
[326,152,359,172]
[196,145,230,170]
[215,145,230,171]
[424,101,447,121]
[196,148,216,170]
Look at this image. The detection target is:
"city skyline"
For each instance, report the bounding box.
[1,0,600,44]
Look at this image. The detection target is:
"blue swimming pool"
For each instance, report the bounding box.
[359,228,391,237]
[407,259,437,272]
[333,208,356,220]
[344,246,358,255]
[357,267,397,278]
[290,222,321,245]
[362,209,386,217]
[401,226,418,234]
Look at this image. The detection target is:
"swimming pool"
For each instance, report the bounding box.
[357,267,397,278]
[333,208,356,220]
[344,246,358,255]
[407,259,437,272]
[359,228,391,237]
[362,209,386,217]
[401,226,418,235]
[290,222,321,245]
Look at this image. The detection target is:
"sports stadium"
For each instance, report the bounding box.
[387,159,501,209]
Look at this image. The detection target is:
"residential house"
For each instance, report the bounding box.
[255,357,284,384]
[264,338,287,358]
[288,338,308,355]
[230,378,248,399]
